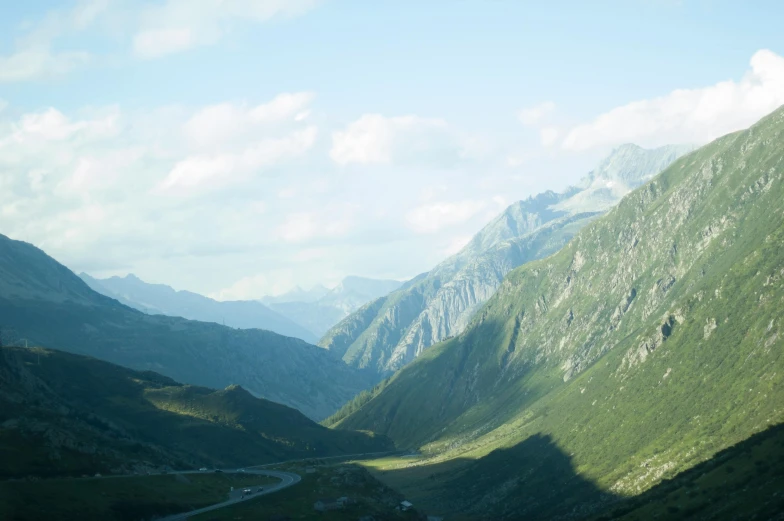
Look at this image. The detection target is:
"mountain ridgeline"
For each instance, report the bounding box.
[320,143,694,378]
[0,345,392,479]
[80,273,319,343]
[331,107,784,518]
[261,276,403,338]
[0,234,374,420]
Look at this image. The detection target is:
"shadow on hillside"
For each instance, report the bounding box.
[374,433,617,520]
[372,424,784,520]
[586,422,784,521]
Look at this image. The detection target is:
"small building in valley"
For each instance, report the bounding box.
[313,499,341,512]
[336,496,356,506]
[400,500,414,511]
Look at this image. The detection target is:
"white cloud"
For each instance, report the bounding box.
[519,101,556,126]
[442,234,473,256]
[0,0,320,78]
[277,186,298,199]
[330,114,465,167]
[156,125,318,195]
[0,96,511,299]
[248,92,316,124]
[58,147,145,196]
[561,49,784,151]
[540,127,560,147]
[276,208,355,243]
[0,107,121,154]
[183,92,315,148]
[0,0,108,82]
[0,48,92,83]
[276,212,317,243]
[0,95,321,279]
[133,28,196,59]
[210,270,297,301]
[292,247,328,262]
[405,200,487,234]
[133,0,321,59]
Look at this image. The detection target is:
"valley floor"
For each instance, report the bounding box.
[189,460,425,521]
[358,422,784,521]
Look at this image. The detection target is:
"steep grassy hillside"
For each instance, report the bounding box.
[0,345,392,480]
[320,145,691,378]
[335,107,784,518]
[589,422,784,521]
[0,234,374,420]
[359,422,784,520]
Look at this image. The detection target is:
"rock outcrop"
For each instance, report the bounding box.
[321,144,693,377]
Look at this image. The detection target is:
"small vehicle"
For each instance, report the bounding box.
[214,469,223,473]
[257,487,263,493]
[199,467,208,472]
[238,468,246,473]
[243,488,253,494]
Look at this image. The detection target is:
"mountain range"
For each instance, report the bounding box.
[329,106,784,518]
[80,273,319,343]
[320,143,694,378]
[0,233,373,420]
[261,276,403,338]
[0,344,391,480]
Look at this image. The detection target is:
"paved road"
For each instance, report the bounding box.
[159,469,301,521]
[156,451,399,520]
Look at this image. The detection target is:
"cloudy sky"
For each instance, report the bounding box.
[1,0,783,299]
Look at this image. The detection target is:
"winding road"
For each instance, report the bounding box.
[159,468,301,521]
[156,451,397,520]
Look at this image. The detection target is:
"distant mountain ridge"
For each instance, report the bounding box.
[261,276,403,338]
[0,233,374,420]
[80,273,318,343]
[320,143,694,377]
[260,284,330,304]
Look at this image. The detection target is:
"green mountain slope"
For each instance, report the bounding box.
[588,421,784,521]
[320,144,692,378]
[335,107,784,518]
[0,344,392,479]
[0,234,374,420]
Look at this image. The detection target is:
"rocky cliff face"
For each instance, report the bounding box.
[335,107,784,519]
[321,144,693,377]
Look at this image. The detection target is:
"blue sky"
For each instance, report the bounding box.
[0,0,783,298]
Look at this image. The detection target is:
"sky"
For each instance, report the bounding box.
[0,0,783,299]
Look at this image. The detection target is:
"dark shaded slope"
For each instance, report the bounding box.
[368,422,784,520]
[0,345,392,479]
